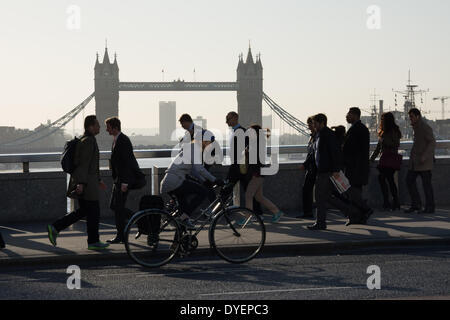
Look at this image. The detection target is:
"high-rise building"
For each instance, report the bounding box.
[159,101,176,143]
[193,116,207,129]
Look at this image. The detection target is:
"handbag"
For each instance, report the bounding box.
[379,150,403,170]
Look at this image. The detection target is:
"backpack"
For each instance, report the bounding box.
[61,137,80,174]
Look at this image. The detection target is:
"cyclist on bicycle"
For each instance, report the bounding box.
[160,140,224,228]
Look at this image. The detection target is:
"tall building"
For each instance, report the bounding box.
[159,101,176,143]
[94,47,119,150]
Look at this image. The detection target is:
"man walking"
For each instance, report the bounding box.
[298,117,317,219]
[106,117,144,244]
[47,115,110,250]
[225,111,263,216]
[343,107,370,191]
[308,114,343,230]
[179,113,213,143]
[405,108,436,214]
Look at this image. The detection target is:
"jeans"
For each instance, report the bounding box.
[53,199,100,244]
[406,170,435,210]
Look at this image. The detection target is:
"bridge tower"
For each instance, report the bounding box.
[94,47,119,149]
[237,46,263,128]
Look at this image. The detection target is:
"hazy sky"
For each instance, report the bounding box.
[1,0,449,134]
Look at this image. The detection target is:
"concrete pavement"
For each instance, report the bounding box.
[1,208,450,266]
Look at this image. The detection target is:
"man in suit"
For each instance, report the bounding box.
[225,111,263,216]
[308,113,344,230]
[105,117,143,244]
[343,107,370,191]
[47,115,110,250]
[298,117,317,219]
[405,108,436,214]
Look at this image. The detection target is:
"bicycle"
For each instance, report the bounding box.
[123,183,266,268]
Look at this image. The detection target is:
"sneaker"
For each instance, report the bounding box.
[271,211,284,223]
[88,242,110,251]
[47,225,58,247]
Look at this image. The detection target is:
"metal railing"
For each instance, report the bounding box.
[0,141,449,173]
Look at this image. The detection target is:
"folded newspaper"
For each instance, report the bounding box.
[330,171,351,194]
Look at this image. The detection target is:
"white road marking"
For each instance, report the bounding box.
[98,267,267,278]
[199,286,363,297]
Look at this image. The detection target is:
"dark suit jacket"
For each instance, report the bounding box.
[343,120,370,186]
[316,127,343,174]
[111,133,140,186]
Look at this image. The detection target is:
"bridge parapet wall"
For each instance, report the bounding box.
[2,159,448,223]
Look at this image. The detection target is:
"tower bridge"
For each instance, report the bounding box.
[1,45,309,150]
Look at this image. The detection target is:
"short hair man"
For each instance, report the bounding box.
[343,107,370,191]
[298,116,318,218]
[105,117,144,243]
[47,115,109,250]
[405,108,436,213]
[225,111,263,215]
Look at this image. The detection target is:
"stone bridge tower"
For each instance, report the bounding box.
[94,47,119,150]
[237,47,263,128]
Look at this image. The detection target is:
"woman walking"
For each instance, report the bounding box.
[370,112,403,211]
[239,124,285,224]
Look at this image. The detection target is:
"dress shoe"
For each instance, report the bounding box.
[404,207,421,214]
[307,223,327,230]
[362,208,374,223]
[106,237,123,244]
[346,217,366,226]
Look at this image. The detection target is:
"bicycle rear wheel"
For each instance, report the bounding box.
[124,209,180,268]
[209,207,265,264]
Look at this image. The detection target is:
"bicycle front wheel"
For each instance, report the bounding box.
[124,209,181,268]
[209,207,265,264]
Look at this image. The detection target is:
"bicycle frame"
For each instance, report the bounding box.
[169,188,235,239]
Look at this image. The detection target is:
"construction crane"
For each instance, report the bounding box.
[433,96,450,120]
